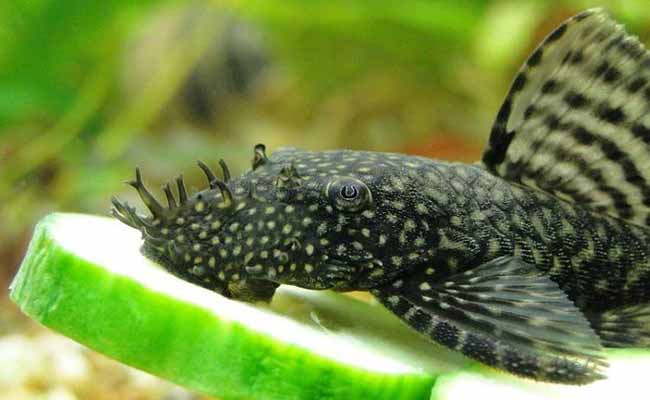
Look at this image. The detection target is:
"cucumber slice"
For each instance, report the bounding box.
[433,349,650,400]
[9,213,467,400]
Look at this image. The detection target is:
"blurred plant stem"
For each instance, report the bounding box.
[0,3,225,202]
[0,62,112,200]
[97,9,225,160]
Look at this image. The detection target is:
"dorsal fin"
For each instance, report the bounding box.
[482,8,650,226]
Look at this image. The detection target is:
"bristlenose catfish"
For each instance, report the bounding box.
[112,9,650,384]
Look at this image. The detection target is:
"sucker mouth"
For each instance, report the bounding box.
[111,160,234,238]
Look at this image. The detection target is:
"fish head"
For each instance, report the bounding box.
[112,144,434,293]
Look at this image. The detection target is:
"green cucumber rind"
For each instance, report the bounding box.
[10,214,436,400]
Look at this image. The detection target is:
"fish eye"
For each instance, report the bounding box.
[340,183,359,200]
[326,177,372,211]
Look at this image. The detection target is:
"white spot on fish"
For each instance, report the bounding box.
[244,252,254,264]
[404,307,417,321]
[362,210,375,219]
[399,231,407,244]
[379,234,387,245]
[404,219,416,231]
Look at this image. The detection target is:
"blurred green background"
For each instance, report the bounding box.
[1,0,649,399]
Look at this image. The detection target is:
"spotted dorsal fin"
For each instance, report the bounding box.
[482,8,650,226]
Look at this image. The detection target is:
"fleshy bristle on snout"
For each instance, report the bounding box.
[111,161,244,290]
[111,161,234,233]
[126,167,164,218]
[197,160,234,207]
[111,166,170,232]
[110,196,146,230]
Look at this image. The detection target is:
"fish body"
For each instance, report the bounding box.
[113,9,650,384]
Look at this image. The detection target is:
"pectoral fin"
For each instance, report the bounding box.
[372,256,607,384]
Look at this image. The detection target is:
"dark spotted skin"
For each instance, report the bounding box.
[113,146,650,384]
[388,162,650,313]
